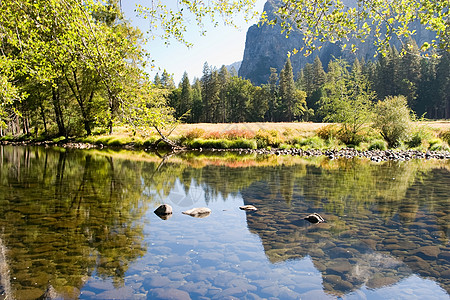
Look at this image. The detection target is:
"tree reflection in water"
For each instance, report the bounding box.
[0,145,448,298]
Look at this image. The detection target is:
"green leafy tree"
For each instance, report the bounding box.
[319,59,375,144]
[263,0,449,55]
[373,95,412,147]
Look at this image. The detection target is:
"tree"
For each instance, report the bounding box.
[0,0,149,136]
[217,66,231,122]
[179,72,193,120]
[249,86,269,121]
[190,79,203,123]
[374,95,412,147]
[319,59,375,144]
[226,77,254,123]
[435,51,450,119]
[279,58,298,121]
[263,0,450,55]
[399,40,422,109]
[416,56,438,118]
[161,70,176,89]
[136,0,258,47]
[267,67,279,122]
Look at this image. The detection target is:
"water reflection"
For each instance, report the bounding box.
[0,145,448,299]
[0,146,148,299]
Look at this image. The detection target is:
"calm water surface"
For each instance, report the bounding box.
[0,146,449,299]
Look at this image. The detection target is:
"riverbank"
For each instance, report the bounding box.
[1,121,450,161]
[1,140,450,162]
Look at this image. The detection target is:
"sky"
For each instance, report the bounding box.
[121,0,266,84]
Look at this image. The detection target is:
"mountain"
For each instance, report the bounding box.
[238,0,435,86]
[226,61,241,76]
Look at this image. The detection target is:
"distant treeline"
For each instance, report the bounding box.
[163,44,450,123]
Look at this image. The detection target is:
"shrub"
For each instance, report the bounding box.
[143,136,160,147]
[52,136,67,143]
[204,131,222,139]
[223,129,255,140]
[317,124,341,140]
[188,138,231,149]
[428,139,450,151]
[373,95,412,148]
[297,136,325,149]
[184,128,206,139]
[368,139,388,151]
[229,138,257,149]
[406,127,432,149]
[107,137,132,146]
[279,143,291,150]
[0,135,14,142]
[255,129,283,148]
[440,129,450,145]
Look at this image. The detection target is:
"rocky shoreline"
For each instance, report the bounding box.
[201,147,450,162]
[2,140,450,161]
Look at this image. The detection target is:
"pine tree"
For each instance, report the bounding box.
[267,67,279,122]
[249,86,269,121]
[179,72,193,121]
[226,77,253,122]
[416,56,438,118]
[312,56,326,91]
[153,73,162,87]
[191,79,203,123]
[218,66,231,122]
[399,40,421,110]
[279,58,297,121]
[436,52,450,119]
[161,70,176,89]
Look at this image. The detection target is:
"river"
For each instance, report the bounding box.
[0,145,448,299]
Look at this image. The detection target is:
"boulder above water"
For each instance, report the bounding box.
[239,205,258,211]
[154,204,173,219]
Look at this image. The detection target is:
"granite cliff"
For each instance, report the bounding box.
[238,0,435,86]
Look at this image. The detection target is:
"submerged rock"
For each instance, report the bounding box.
[182,207,212,218]
[304,213,326,224]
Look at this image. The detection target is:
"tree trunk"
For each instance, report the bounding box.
[40,104,48,136]
[51,85,66,137]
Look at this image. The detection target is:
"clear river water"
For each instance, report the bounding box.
[0,145,448,299]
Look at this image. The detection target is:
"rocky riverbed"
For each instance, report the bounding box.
[2,140,450,161]
[206,147,450,162]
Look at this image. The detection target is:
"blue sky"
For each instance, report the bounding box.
[121,0,266,84]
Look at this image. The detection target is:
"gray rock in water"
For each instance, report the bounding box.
[240,205,258,211]
[182,207,211,218]
[154,204,173,217]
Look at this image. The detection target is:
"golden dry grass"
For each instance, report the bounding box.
[171,122,329,137]
[171,121,450,137]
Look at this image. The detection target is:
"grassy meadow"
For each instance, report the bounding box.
[82,121,450,152]
[2,121,450,152]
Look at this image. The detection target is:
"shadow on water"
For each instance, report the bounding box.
[0,145,448,299]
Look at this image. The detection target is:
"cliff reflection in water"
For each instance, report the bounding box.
[0,145,448,298]
[239,160,450,296]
